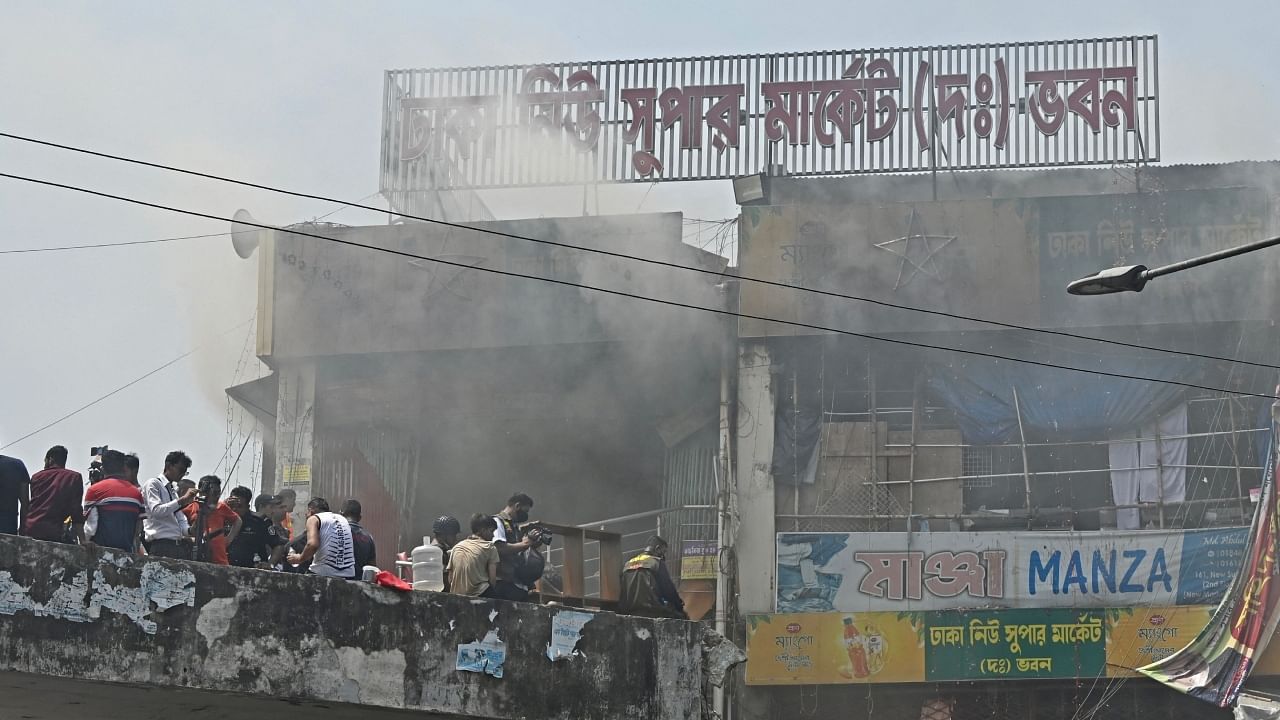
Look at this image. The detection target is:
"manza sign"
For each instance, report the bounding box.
[776,529,1245,613]
[381,36,1159,190]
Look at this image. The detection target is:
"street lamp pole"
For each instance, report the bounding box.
[1067,233,1280,295]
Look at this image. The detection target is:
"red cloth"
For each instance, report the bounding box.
[374,570,413,592]
[183,501,239,565]
[24,468,84,540]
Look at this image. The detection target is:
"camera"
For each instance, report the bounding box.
[195,476,220,508]
[87,446,108,483]
[523,522,554,547]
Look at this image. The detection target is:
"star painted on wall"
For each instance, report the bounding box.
[873,207,957,291]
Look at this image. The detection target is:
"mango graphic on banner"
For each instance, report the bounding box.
[745,613,924,685]
[1105,606,1213,677]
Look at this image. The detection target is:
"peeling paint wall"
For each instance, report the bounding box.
[0,536,702,720]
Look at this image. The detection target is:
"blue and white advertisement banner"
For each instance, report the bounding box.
[776,529,1248,613]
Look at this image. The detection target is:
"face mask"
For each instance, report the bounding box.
[514,509,530,523]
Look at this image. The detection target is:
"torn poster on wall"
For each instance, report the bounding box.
[548,610,594,661]
[457,630,506,678]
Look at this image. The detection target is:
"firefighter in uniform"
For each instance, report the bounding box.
[618,536,688,619]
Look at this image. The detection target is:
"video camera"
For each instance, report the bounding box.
[87,445,108,483]
[194,476,220,509]
[521,521,555,547]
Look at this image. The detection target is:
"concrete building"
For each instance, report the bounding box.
[228,211,728,563]
[730,162,1280,720]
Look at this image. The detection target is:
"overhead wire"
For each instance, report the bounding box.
[2,170,1276,404]
[0,316,255,451]
[2,190,382,255]
[0,231,227,254]
[4,131,1279,371]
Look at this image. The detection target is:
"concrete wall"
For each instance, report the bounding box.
[0,536,703,720]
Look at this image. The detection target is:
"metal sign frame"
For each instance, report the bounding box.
[380,35,1159,192]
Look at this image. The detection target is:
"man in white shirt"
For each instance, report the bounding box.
[141,450,198,559]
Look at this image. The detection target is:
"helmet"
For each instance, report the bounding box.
[433,515,461,536]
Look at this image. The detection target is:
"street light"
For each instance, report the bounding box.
[1068,233,1280,295]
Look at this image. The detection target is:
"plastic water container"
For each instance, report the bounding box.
[411,538,444,592]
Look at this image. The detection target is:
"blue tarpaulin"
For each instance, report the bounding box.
[926,350,1201,444]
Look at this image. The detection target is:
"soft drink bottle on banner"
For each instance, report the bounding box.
[843,616,871,679]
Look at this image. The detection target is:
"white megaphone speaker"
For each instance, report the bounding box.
[230,209,265,259]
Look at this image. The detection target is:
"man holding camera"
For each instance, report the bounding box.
[182,476,241,565]
[491,492,548,602]
[141,451,198,559]
[82,450,145,552]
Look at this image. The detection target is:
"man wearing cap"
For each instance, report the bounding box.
[618,536,688,619]
[430,515,461,592]
[226,487,287,569]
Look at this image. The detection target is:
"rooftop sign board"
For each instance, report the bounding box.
[381,35,1158,192]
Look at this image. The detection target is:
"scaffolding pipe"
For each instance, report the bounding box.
[1229,400,1249,520]
[907,373,921,532]
[883,427,1267,450]
[1011,387,1034,529]
[862,464,1264,486]
[776,494,1256,521]
[868,353,878,488]
[1154,424,1166,529]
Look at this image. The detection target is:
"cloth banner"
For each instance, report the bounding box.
[1139,398,1280,707]
[1109,404,1188,530]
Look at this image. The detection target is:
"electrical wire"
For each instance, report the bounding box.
[1,191,381,255]
[4,131,1278,371]
[2,170,1276,403]
[0,316,255,451]
[0,231,227,254]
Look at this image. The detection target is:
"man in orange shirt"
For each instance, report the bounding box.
[182,475,241,565]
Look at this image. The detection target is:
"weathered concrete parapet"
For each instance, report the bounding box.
[0,535,702,719]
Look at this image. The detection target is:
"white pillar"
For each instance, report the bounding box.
[735,341,777,614]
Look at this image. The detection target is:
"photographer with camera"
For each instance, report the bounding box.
[491,492,550,602]
[141,451,198,559]
[82,450,145,552]
[181,475,241,565]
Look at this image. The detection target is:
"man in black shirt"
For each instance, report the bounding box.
[341,499,377,573]
[0,455,30,536]
[226,488,287,569]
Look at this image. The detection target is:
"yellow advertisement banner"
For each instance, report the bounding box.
[1105,606,1214,677]
[748,608,1280,685]
[744,612,925,685]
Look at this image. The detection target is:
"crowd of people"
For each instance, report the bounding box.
[0,446,687,618]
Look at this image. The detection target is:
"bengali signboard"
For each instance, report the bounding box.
[382,36,1158,192]
[746,606,1280,685]
[681,539,718,580]
[775,529,1248,613]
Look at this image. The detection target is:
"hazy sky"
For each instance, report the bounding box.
[2,1,1277,490]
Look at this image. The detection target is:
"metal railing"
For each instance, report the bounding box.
[545,505,714,598]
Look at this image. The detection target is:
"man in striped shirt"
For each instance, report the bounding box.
[83,450,146,552]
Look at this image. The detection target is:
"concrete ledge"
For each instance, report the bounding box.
[0,536,702,719]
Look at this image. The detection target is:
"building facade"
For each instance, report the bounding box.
[731,162,1280,720]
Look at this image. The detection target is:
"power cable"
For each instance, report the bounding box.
[1,191,381,255]
[2,170,1276,403]
[3,131,1277,371]
[0,316,255,451]
[0,231,226,254]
